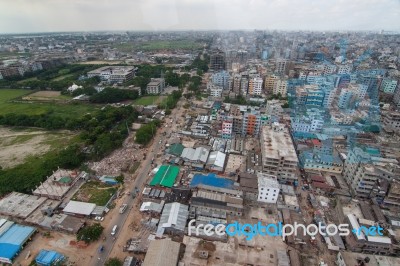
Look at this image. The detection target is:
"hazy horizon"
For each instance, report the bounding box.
[0,0,399,34]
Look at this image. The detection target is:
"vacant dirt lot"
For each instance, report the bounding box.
[22,90,70,101]
[0,127,75,169]
[14,230,98,266]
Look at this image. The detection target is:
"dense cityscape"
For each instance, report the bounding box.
[0,14,400,266]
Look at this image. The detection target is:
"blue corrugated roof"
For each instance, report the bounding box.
[0,243,19,261]
[0,224,35,261]
[36,249,64,266]
[190,173,234,189]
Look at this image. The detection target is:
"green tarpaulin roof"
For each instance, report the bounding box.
[167,143,185,157]
[150,165,179,187]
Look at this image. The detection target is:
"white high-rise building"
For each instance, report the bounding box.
[248,77,263,96]
[257,173,280,203]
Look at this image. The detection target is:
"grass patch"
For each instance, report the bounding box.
[0,89,99,118]
[133,96,160,106]
[0,51,30,59]
[72,180,117,206]
[8,134,37,145]
[51,73,75,81]
[0,88,32,100]
[115,40,204,52]
[129,161,140,174]
[17,77,38,83]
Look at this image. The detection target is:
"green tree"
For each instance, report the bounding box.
[105,258,123,266]
[115,175,124,184]
[77,223,104,243]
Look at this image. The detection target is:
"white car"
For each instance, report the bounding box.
[95,216,104,221]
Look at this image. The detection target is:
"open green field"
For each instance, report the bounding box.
[72,180,117,206]
[51,73,75,81]
[133,96,163,105]
[0,89,99,117]
[115,40,204,52]
[0,51,30,59]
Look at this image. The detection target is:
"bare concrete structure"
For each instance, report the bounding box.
[260,123,298,184]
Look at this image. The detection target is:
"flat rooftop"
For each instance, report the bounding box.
[0,192,47,219]
[33,169,78,198]
[261,124,298,162]
[257,173,279,189]
[224,154,246,175]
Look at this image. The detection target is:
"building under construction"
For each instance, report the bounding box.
[210,50,226,71]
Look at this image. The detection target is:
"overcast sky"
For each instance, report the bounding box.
[0,0,399,33]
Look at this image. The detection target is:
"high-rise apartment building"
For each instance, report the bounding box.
[248,77,263,96]
[275,59,288,75]
[260,123,298,184]
[380,79,398,94]
[264,74,279,94]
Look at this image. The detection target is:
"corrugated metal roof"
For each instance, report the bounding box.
[158,202,188,232]
[143,239,181,266]
[35,249,64,266]
[0,224,36,262]
[63,201,96,216]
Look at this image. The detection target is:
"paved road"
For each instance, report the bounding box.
[89,96,184,265]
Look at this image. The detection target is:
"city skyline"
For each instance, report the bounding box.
[0,0,399,34]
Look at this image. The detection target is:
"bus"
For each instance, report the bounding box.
[111,225,118,236]
[119,203,128,214]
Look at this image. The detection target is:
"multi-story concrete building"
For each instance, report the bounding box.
[343,147,399,198]
[383,180,400,209]
[190,184,243,216]
[273,79,288,96]
[299,151,343,174]
[240,77,248,95]
[349,83,368,99]
[207,82,223,98]
[305,85,325,107]
[320,82,336,107]
[291,115,324,133]
[393,84,400,108]
[338,88,355,109]
[87,66,135,83]
[232,74,241,94]
[337,64,352,75]
[242,108,262,136]
[266,100,283,121]
[382,110,400,132]
[275,59,288,75]
[260,123,298,184]
[211,71,230,89]
[210,50,226,71]
[257,173,280,203]
[248,77,263,96]
[264,74,279,95]
[146,78,166,94]
[380,78,398,94]
[221,116,233,139]
[323,64,337,75]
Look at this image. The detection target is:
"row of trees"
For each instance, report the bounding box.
[77,223,104,243]
[89,88,140,103]
[0,64,100,91]
[135,120,161,145]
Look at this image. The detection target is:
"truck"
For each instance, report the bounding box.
[119,203,128,214]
